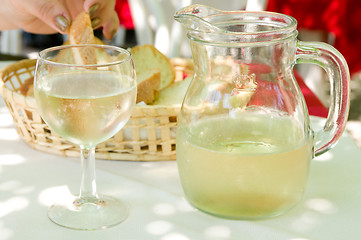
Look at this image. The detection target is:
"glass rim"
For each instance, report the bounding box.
[175,8,298,45]
[210,10,298,35]
[175,7,298,34]
[37,44,132,67]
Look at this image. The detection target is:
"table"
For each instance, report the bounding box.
[1,62,361,239]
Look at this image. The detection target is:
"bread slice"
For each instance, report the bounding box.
[152,76,192,106]
[130,45,175,90]
[136,69,161,104]
[68,11,97,65]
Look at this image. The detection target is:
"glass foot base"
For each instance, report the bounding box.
[48,195,129,230]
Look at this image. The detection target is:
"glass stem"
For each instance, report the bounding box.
[78,146,99,203]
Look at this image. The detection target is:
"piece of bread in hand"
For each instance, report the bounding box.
[68,11,97,65]
[130,45,175,90]
[136,69,161,104]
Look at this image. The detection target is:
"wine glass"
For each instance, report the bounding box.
[34,44,137,230]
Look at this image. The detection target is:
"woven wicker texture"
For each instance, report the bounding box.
[0,58,193,161]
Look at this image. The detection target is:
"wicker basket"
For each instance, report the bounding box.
[0,58,193,161]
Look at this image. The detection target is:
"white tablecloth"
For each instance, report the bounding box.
[1,61,361,239]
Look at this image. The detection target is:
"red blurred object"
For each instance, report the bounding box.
[267,0,361,76]
[115,0,134,29]
[294,71,329,118]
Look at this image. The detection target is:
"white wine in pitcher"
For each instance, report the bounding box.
[177,113,313,219]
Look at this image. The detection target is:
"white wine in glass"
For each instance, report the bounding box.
[34,44,137,230]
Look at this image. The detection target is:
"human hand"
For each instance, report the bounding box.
[1,0,119,39]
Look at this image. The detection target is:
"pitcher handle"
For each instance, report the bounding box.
[295,41,350,157]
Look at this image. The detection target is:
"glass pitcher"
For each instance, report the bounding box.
[174,4,350,220]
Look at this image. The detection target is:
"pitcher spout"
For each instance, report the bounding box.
[174,4,224,33]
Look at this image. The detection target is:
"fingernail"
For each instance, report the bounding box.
[89,3,100,18]
[91,17,101,29]
[55,15,69,32]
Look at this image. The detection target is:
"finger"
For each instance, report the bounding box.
[102,11,120,39]
[21,0,71,33]
[83,0,116,25]
[23,20,60,34]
